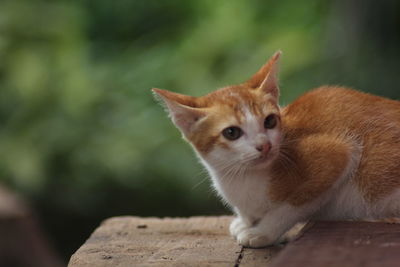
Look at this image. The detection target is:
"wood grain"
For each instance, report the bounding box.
[269,221,400,267]
[69,216,240,266]
[72,217,400,266]
[68,216,282,266]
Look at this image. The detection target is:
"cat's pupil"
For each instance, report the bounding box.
[222,126,243,141]
[264,114,277,129]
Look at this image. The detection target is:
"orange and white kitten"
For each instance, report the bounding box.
[153,51,400,248]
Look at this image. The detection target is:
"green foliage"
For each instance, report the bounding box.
[0,0,399,260]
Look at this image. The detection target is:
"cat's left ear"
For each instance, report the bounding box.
[152,88,205,137]
[245,51,281,100]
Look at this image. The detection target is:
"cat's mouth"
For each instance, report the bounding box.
[251,149,278,167]
[252,154,271,166]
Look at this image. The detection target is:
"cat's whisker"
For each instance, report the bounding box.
[189,166,213,189]
[224,161,253,185]
[221,164,242,183]
[191,175,210,190]
[214,162,240,174]
[214,158,250,172]
[237,163,250,180]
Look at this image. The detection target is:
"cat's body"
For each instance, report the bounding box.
[153,52,400,248]
[283,87,400,221]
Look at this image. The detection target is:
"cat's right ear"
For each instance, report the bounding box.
[245,51,281,100]
[152,88,205,137]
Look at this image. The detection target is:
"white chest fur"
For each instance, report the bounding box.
[210,168,271,219]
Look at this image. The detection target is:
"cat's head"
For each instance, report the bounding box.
[153,51,282,172]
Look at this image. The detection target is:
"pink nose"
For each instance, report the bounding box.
[256,142,271,154]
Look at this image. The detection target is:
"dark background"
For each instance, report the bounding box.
[1,0,399,263]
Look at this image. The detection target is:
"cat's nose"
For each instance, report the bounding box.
[256,142,271,154]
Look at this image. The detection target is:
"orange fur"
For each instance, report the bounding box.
[280,87,400,203]
[269,133,353,206]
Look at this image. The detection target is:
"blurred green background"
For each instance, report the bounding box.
[1,0,399,262]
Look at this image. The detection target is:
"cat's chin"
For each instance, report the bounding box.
[251,154,276,170]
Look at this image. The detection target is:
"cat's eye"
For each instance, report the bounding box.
[264,114,278,129]
[222,126,243,141]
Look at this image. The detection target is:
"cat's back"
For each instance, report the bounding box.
[282,86,400,135]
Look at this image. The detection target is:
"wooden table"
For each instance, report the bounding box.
[69,216,400,267]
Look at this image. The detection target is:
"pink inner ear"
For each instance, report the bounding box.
[174,113,191,131]
[168,102,206,136]
[153,88,207,136]
[245,51,281,95]
[259,69,279,99]
[153,88,198,108]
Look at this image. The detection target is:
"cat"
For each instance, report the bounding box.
[153,51,400,248]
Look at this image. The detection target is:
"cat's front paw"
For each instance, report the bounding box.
[229,217,250,238]
[237,228,272,248]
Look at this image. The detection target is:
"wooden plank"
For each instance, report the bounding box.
[239,246,282,267]
[69,216,243,266]
[69,216,288,266]
[269,221,400,267]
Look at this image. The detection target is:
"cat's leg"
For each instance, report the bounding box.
[236,204,313,247]
[229,208,253,238]
[229,216,249,237]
